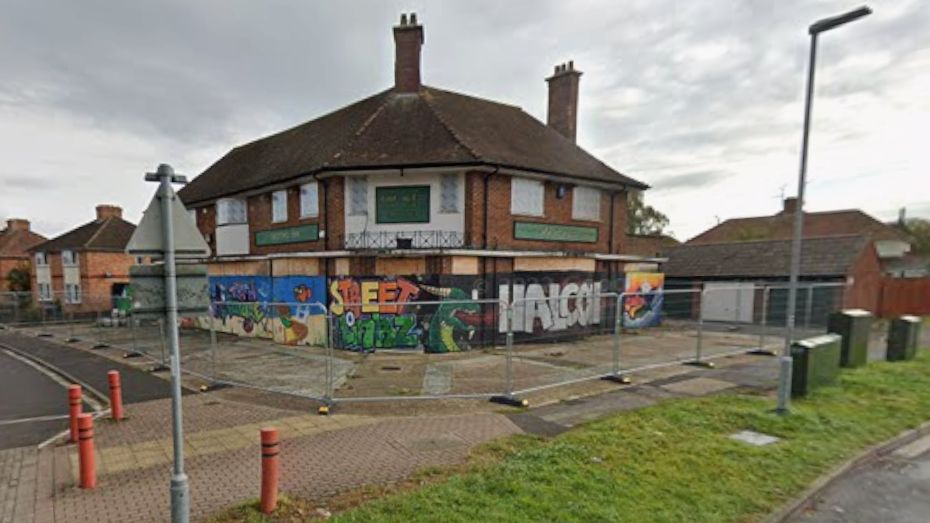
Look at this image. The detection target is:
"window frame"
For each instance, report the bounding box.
[35,252,47,266]
[61,249,79,267]
[571,186,602,222]
[216,198,247,226]
[439,173,460,214]
[271,190,288,223]
[300,182,319,218]
[510,177,545,217]
[348,176,369,216]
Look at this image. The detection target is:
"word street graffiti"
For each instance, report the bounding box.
[329,277,481,353]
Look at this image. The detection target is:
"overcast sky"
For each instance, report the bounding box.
[1,0,927,240]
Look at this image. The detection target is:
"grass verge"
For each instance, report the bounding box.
[212,351,930,523]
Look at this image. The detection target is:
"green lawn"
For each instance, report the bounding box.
[219,351,930,523]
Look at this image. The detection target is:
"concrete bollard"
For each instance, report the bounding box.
[260,427,280,514]
[78,414,96,489]
[68,385,82,443]
[107,370,124,421]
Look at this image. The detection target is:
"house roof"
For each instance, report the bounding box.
[625,233,680,258]
[664,235,872,278]
[688,209,909,245]
[178,86,647,205]
[0,228,47,258]
[30,217,136,253]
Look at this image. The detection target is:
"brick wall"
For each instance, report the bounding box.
[480,172,628,254]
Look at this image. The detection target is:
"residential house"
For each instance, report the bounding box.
[689,197,913,275]
[29,205,137,314]
[0,219,47,292]
[177,14,657,352]
[664,235,883,324]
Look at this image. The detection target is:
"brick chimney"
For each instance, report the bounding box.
[5,219,30,232]
[393,13,424,93]
[782,197,798,214]
[96,205,122,221]
[546,61,583,142]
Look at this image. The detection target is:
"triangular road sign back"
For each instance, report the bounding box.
[126,185,210,257]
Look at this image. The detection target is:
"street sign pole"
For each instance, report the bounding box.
[127,163,209,523]
[157,167,189,523]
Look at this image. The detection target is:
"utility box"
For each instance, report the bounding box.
[887,315,922,362]
[791,334,842,397]
[827,309,873,368]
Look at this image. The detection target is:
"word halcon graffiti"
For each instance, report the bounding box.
[499,281,603,334]
[329,277,481,353]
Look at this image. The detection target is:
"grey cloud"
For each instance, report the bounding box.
[651,170,729,191]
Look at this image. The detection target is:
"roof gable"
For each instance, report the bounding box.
[0,229,47,257]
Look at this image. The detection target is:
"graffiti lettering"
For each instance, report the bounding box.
[499,281,602,333]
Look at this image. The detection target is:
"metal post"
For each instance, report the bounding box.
[695,289,705,363]
[759,286,770,352]
[130,311,138,355]
[612,295,622,377]
[804,285,814,330]
[208,316,217,384]
[778,32,818,415]
[505,303,514,398]
[326,312,335,402]
[156,167,190,523]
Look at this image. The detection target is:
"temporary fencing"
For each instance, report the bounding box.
[0,281,849,406]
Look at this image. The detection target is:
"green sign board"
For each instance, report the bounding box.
[376,186,430,224]
[255,224,319,246]
[513,221,598,243]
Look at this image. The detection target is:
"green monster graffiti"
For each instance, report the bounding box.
[420,285,481,353]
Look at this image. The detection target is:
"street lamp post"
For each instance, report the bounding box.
[777,6,871,414]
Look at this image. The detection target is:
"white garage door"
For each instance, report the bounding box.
[702,282,755,323]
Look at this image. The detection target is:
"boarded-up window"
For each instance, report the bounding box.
[511,177,544,216]
[349,177,368,216]
[572,186,601,221]
[300,182,319,218]
[440,173,459,213]
[216,198,247,225]
[271,190,287,223]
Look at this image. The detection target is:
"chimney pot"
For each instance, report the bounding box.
[393,13,424,93]
[782,197,798,214]
[96,205,123,221]
[546,60,583,142]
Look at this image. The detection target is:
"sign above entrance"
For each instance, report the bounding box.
[376,186,430,224]
[255,224,319,246]
[513,222,598,243]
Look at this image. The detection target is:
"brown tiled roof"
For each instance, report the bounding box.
[178,86,647,205]
[30,217,136,253]
[0,229,47,258]
[664,235,871,278]
[688,209,908,244]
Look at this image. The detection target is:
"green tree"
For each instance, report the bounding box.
[5,267,31,292]
[627,191,670,235]
[904,218,930,254]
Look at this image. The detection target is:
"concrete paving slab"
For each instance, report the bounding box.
[661,377,735,396]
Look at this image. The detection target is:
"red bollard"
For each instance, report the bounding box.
[107,370,124,421]
[77,413,96,489]
[260,427,279,514]
[68,385,82,443]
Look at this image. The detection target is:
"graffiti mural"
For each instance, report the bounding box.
[206,275,327,346]
[328,276,482,353]
[623,272,664,328]
[498,276,604,334]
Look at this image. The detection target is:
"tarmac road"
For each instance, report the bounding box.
[0,349,76,450]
